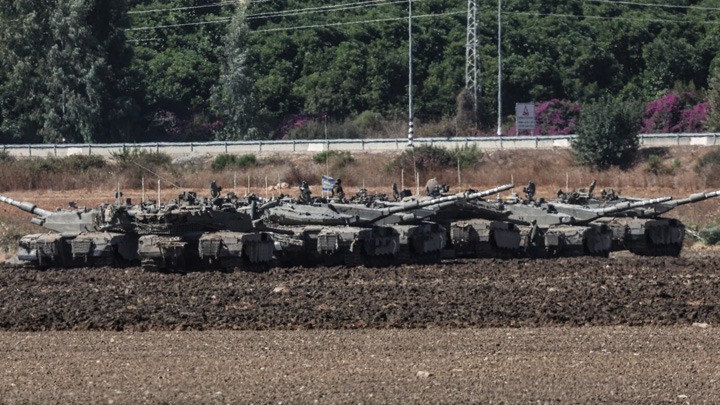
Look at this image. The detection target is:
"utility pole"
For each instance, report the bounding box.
[407,0,414,147]
[497,0,503,136]
[466,0,479,123]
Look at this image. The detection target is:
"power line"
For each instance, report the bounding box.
[128,1,241,15]
[584,0,720,13]
[126,1,720,34]
[127,0,431,33]
[252,10,465,33]
[126,18,232,32]
[507,10,720,25]
[246,0,408,20]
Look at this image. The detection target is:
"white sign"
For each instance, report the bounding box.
[515,103,536,133]
[322,175,335,192]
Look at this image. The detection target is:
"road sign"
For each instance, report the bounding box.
[515,103,535,134]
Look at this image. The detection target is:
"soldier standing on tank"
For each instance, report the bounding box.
[299,180,311,203]
[331,178,345,200]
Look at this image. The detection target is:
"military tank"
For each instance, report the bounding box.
[494,185,673,258]
[129,190,276,272]
[336,186,523,259]
[553,181,720,256]
[0,185,276,272]
[264,184,514,267]
[0,194,138,268]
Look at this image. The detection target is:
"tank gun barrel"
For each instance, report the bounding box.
[670,189,720,207]
[368,184,513,223]
[589,196,672,220]
[465,184,515,201]
[0,194,54,217]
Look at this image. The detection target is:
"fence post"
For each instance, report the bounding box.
[156,143,160,153]
[89,145,92,156]
[28,145,32,157]
[54,144,57,156]
[225,141,228,153]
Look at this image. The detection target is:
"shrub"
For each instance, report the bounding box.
[641,91,708,133]
[534,99,581,135]
[453,144,483,169]
[63,155,106,172]
[352,111,384,132]
[0,151,14,163]
[572,95,640,171]
[699,226,720,245]
[211,153,258,171]
[111,148,172,168]
[286,119,362,140]
[645,154,679,175]
[695,148,720,187]
[313,151,354,167]
[386,145,456,173]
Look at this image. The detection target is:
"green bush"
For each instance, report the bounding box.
[313,151,354,168]
[111,148,172,168]
[0,151,14,163]
[386,145,457,173]
[211,153,258,171]
[352,111,384,132]
[572,95,641,170]
[287,119,362,140]
[695,148,720,187]
[23,157,62,173]
[453,144,483,169]
[63,155,106,172]
[699,226,720,245]
[646,155,681,175]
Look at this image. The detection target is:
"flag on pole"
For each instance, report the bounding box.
[322,175,335,192]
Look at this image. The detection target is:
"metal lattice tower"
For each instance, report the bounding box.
[465,0,479,117]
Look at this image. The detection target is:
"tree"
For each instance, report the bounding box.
[707,68,720,132]
[210,4,258,140]
[572,95,640,170]
[0,1,54,143]
[0,0,137,144]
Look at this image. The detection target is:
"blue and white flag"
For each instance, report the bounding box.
[322,175,335,192]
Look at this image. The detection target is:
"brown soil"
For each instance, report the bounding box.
[2,253,720,332]
[1,253,720,403]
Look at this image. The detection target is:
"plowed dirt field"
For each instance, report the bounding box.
[1,253,719,403]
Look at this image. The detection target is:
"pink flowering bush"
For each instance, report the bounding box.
[641,92,708,133]
[535,99,581,135]
[510,99,581,135]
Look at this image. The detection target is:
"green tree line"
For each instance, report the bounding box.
[2,0,720,144]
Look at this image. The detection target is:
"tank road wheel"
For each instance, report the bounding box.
[667,242,683,257]
[141,259,160,273]
[344,250,363,267]
[628,239,683,257]
[395,248,412,265]
[474,242,495,258]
